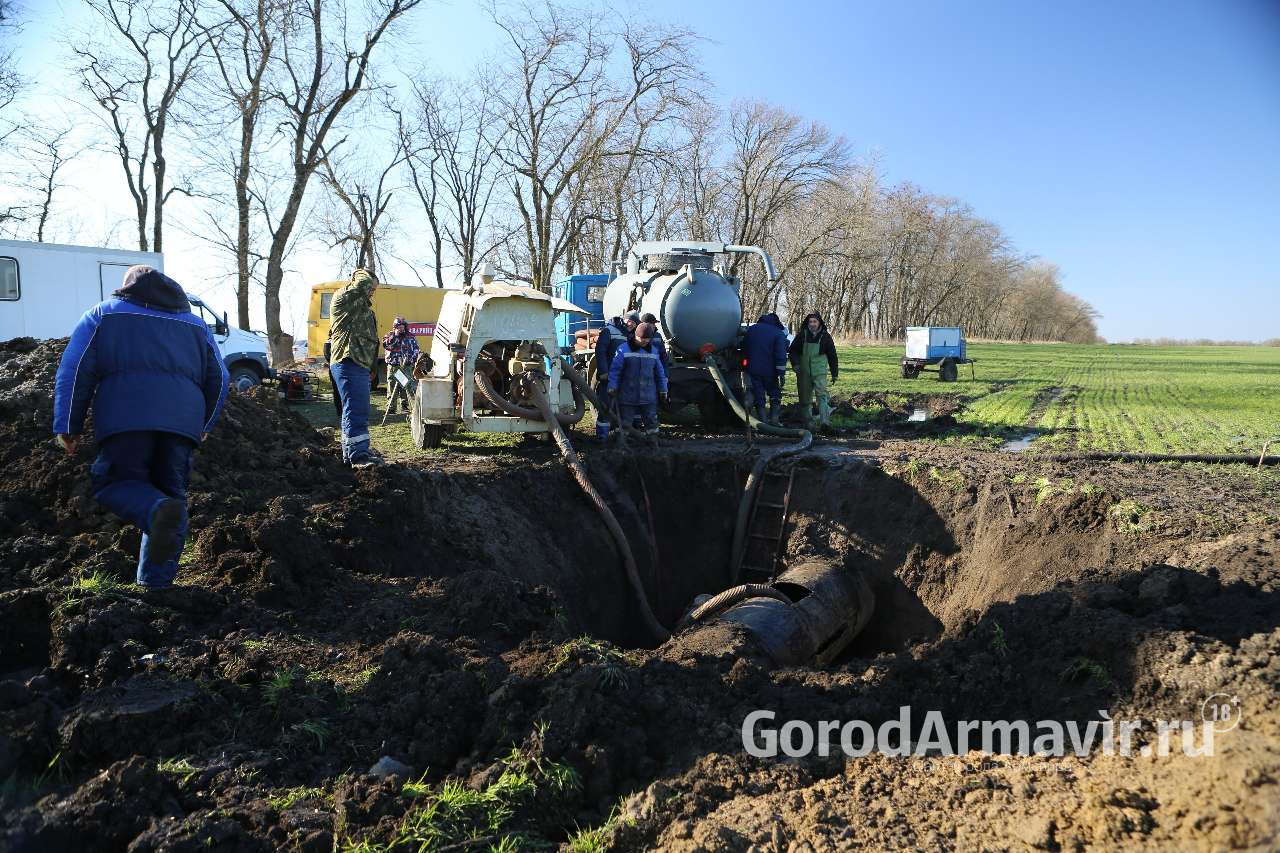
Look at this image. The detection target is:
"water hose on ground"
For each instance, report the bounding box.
[525,377,670,643]
[702,355,814,583]
[475,368,585,425]
[681,583,795,627]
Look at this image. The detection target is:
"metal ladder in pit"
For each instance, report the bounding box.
[737,465,797,584]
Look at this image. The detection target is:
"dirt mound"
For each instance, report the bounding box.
[2,337,1278,850]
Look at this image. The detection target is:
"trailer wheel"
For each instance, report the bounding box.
[938,359,958,382]
[410,394,446,449]
[411,415,446,449]
[900,362,920,379]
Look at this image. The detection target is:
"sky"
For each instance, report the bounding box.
[5,0,1280,342]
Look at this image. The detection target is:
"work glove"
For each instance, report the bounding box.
[777,370,786,389]
[659,391,669,403]
[56,434,79,455]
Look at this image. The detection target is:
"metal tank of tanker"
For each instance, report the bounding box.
[601,241,778,412]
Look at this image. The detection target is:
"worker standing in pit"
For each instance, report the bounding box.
[788,312,839,429]
[329,268,383,467]
[381,316,420,415]
[640,312,673,369]
[593,310,639,437]
[743,312,789,426]
[608,321,668,435]
[52,265,229,589]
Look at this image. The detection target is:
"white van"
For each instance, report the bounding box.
[0,239,272,390]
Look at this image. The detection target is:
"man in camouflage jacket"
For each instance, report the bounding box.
[328,269,382,466]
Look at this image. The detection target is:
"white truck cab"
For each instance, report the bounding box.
[0,239,273,390]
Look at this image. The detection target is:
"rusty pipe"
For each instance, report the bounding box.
[683,560,875,667]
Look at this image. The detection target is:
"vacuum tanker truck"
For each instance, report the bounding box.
[578,240,778,422]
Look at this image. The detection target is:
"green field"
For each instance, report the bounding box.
[822,343,1280,454]
[294,343,1278,457]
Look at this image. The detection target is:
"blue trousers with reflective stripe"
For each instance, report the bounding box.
[90,431,194,587]
[620,402,658,430]
[332,359,372,459]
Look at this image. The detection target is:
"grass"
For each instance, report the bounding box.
[157,756,199,785]
[342,738,580,852]
[292,370,523,462]
[821,342,1280,454]
[547,637,637,691]
[56,568,132,612]
[1060,656,1112,686]
[262,670,295,707]
[989,622,1009,658]
[289,342,1279,457]
[567,800,636,853]
[269,785,332,811]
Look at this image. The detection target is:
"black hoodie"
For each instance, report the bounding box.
[113,265,191,313]
[787,312,839,380]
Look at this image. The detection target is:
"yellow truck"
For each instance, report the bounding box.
[307,281,448,383]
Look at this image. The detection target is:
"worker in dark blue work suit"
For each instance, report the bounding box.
[53,265,229,589]
[608,322,668,434]
[742,312,788,425]
[593,310,638,437]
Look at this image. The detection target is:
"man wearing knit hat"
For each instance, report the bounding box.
[607,321,668,435]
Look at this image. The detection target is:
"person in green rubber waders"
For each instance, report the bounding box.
[787,312,839,429]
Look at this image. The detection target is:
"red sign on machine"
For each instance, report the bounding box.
[407,322,436,336]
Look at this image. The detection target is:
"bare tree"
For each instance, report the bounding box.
[318,127,406,277]
[73,0,208,252]
[200,0,282,329]
[256,0,423,364]
[26,125,81,242]
[401,78,507,287]
[726,101,850,314]
[0,0,23,121]
[487,2,700,290]
[0,122,85,240]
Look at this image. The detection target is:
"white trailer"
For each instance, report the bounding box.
[410,282,588,448]
[0,239,272,390]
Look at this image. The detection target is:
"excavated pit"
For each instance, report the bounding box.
[2,337,1278,850]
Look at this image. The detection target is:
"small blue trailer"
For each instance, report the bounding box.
[901,326,974,381]
[552,273,607,358]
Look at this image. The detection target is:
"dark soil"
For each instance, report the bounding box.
[1,338,1278,851]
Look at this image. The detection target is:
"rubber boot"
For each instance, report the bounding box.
[767,401,781,426]
[753,403,766,423]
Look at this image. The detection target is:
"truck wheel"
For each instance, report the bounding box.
[229,365,261,392]
[939,359,958,382]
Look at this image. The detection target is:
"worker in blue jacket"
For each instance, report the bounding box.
[52,265,229,589]
[742,312,788,425]
[593,311,638,436]
[608,322,668,434]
